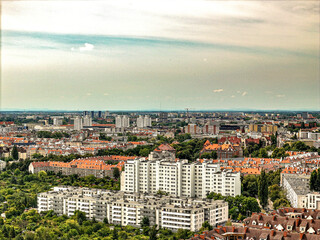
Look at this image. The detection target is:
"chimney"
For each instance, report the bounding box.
[300,233,304,240]
[296,219,300,227]
[244,227,248,233]
[271,230,275,236]
[283,231,287,237]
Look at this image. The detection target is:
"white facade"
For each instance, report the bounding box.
[38,186,228,232]
[281,174,310,209]
[121,158,241,198]
[137,115,152,128]
[116,115,130,128]
[137,115,144,128]
[74,117,83,131]
[122,115,130,128]
[83,115,92,127]
[53,117,63,126]
[307,193,320,210]
[115,115,122,128]
[0,160,6,171]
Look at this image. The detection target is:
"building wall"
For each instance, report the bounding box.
[121,159,241,198]
[37,187,228,232]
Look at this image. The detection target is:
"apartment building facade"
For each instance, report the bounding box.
[121,158,241,198]
[37,186,228,232]
[281,173,320,209]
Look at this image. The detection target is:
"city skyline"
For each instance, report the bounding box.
[1,1,319,111]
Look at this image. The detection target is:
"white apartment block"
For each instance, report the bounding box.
[281,174,319,209]
[83,115,93,127]
[116,115,130,128]
[74,116,83,130]
[0,160,6,171]
[37,186,228,232]
[137,115,152,128]
[121,158,241,198]
[307,193,320,210]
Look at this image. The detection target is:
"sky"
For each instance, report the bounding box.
[1,0,319,111]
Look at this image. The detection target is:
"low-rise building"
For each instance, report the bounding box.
[37,186,228,232]
[29,158,124,178]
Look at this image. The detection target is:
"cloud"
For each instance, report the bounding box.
[213,88,224,93]
[103,93,109,96]
[86,93,92,96]
[242,91,247,96]
[79,43,94,51]
[276,94,285,98]
[231,95,235,98]
[71,43,94,52]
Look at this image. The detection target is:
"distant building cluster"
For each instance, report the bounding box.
[38,186,228,232]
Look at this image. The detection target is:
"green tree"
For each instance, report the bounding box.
[202,221,213,230]
[273,198,290,209]
[271,134,277,146]
[310,169,317,191]
[258,169,268,209]
[149,225,158,240]
[112,228,118,240]
[11,145,19,160]
[141,216,150,228]
[113,168,120,179]
[316,169,320,191]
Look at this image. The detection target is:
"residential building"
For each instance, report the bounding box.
[201,140,242,159]
[0,160,6,171]
[116,115,130,128]
[29,158,124,178]
[136,115,151,128]
[53,117,63,126]
[121,158,241,198]
[281,174,311,208]
[74,116,83,130]
[38,186,228,232]
[83,115,92,127]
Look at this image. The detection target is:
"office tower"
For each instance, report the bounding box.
[90,111,94,118]
[98,111,102,118]
[83,111,89,116]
